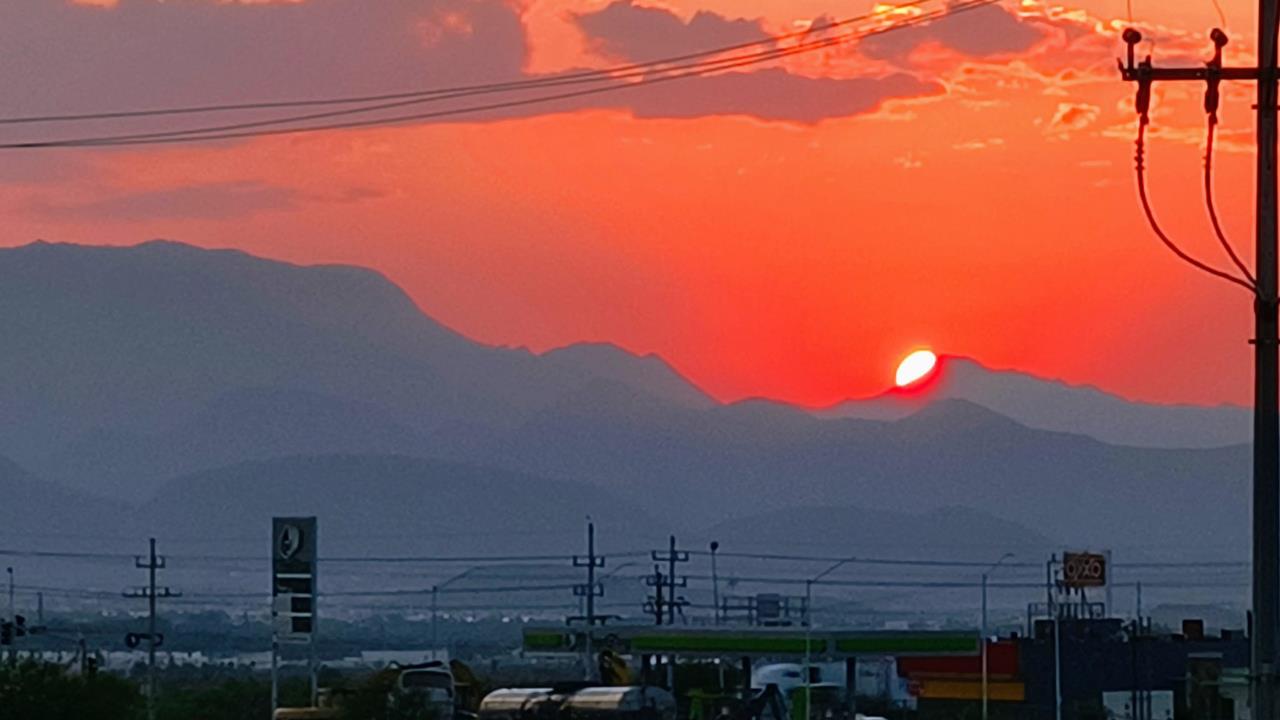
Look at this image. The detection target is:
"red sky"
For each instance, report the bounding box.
[0,0,1266,407]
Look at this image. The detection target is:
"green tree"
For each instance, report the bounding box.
[0,658,141,720]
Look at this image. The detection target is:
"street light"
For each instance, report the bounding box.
[805,556,857,720]
[981,553,1015,720]
[432,567,476,659]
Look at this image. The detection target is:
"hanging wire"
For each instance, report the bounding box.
[1204,112,1256,284]
[1133,75,1257,293]
[1210,0,1228,30]
[0,0,996,150]
[0,0,936,128]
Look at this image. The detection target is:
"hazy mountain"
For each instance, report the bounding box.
[452,394,1248,553]
[135,454,665,557]
[0,455,129,538]
[702,504,1055,556]
[539,343,714,410]
[817,356,1250,449]
[0,240,1253,561]
[0,240,710,499]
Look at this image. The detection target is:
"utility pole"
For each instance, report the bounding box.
[124,538,180,720]
[573,521,605,627]
[651,536,689,625]
[981,554,1014,720]
[5,567,13,662]
[646,565,666,625]
[572,520,606,680]
[1119,5,1279,714]
[710,542,721,625]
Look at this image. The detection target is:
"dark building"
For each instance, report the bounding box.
[898,619,1249,720]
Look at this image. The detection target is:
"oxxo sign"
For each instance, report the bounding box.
[272,517,317,644]
[1062,551,1107,589]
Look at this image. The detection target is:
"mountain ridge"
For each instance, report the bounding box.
[0,240,1253,559]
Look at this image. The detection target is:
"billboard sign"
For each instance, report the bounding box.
[272,517,316,644]
[1062,551,1107,588]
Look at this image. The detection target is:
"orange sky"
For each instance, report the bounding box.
[0,0,1268,407]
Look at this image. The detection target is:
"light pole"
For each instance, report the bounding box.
[431,567,476,660]
[805,556,857,720]
[710,542,721,625]
[981,553,1015,720]
[5,567,11,662]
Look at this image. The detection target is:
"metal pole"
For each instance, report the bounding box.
[271,639,279,718]
[1256,5,1280,718]
[667,536,677,625]
[587,523,596,626]
[803,556,854,720]
[1054,612,1062,720]
[1105,550,1114,618]
[710,542,720,626]
[805,578,813,720]
[980,553,1012,720]
[585,522,596,681]
[310,543,319,708]
[148,538,157,720]
[6,567,12,663]
[982,572,989,720]
[431,586,439,657]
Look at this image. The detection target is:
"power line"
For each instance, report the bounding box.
[1204,85,1256,283]
[0,1,935,128]
[0,545,1251,570]
[1127,31,1257,293]
[0,1,996,150]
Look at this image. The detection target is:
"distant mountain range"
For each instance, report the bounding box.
[818,356,1250,449]
[0,240,1253,565]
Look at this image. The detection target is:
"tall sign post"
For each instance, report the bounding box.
[272,517,319,714]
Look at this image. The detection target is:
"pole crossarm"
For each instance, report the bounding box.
[1116,27,1261,294]
[1121,66,1266,82]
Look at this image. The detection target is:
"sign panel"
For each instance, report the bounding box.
[272,517,317,644]
[1062,551,1107,588]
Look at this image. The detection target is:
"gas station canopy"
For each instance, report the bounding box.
[522,626,979,658]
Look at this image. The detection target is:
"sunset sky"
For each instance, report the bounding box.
[0,0,1267,408]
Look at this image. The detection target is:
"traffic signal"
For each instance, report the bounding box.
[0,621,12,646]
[13,615,25,638]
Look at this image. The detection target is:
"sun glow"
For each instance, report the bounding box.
[895,350,938,387]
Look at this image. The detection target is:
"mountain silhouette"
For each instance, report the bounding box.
[819,356,1250,448]
[0,241,1252,560]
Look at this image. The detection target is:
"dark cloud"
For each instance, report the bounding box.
[859,4,1045,63]
[0,0,940,136]
[617,70,942,124]
[24,181,297,220]
[1,0,528,118]
[574,1,771,62]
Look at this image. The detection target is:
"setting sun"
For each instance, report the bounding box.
[895,350,938,387]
